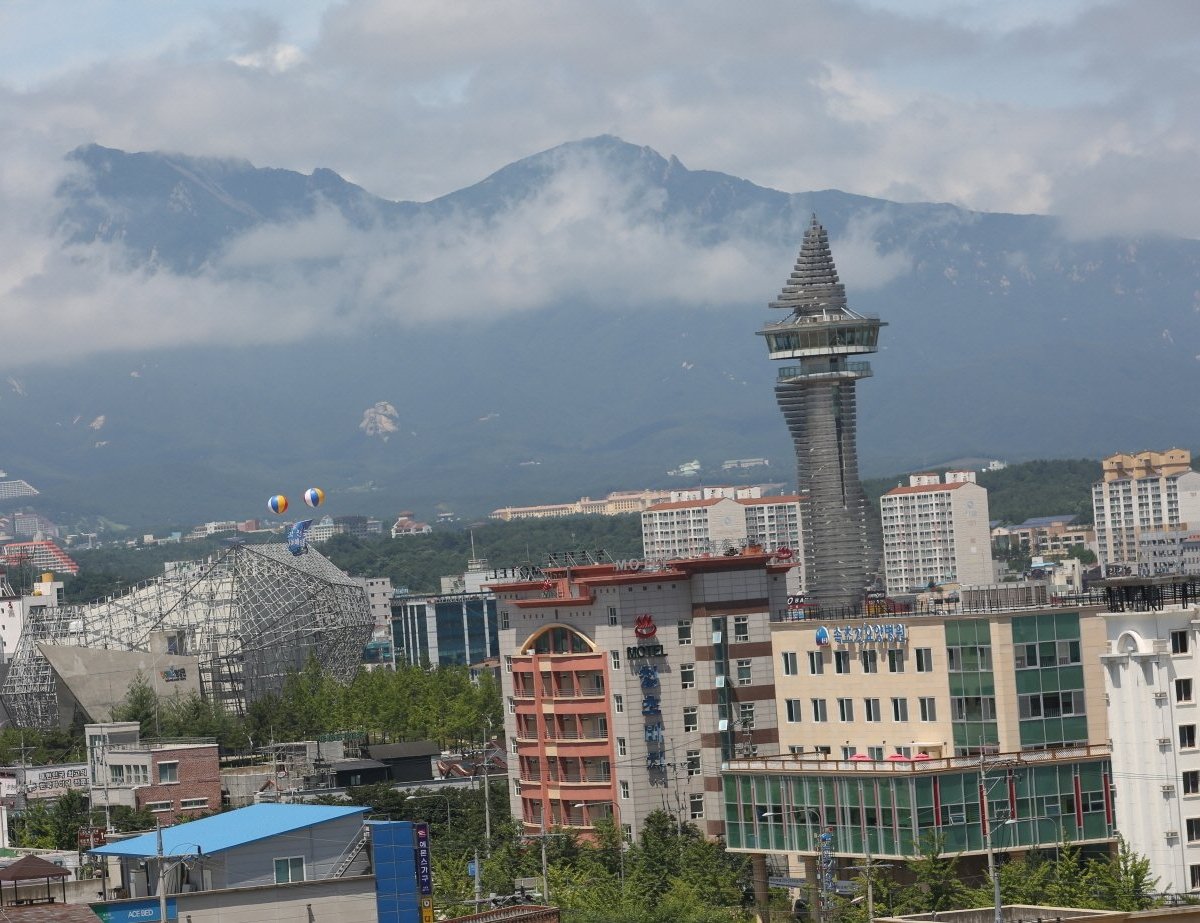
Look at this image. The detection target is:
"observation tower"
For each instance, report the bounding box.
[758,216,884,610]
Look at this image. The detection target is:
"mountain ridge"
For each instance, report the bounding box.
[3,135,1198,532]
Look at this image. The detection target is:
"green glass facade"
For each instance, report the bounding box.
[1012,612,1088,748]
[946,619,998,754]
[723,757,1113,858]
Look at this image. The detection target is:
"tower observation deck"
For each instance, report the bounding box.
[758,216,884,610]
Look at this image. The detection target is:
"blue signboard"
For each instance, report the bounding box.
[93,898,177,922]
[415,822,433,896]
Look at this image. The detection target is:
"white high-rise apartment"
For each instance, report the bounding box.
[1092,449,1200,575]
[641,496,803,562]
[880,473,992,594]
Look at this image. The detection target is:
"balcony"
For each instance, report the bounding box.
[776,361,872,383]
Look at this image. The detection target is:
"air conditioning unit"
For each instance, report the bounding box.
[1154,691,1170,701]
[1166,830,1180,839]
[1158,737,1173,746]
[1162,784,1177,794]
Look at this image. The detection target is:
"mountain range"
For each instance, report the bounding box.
[3,136,1199,532]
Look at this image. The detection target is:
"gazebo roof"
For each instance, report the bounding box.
[0,855,70,882]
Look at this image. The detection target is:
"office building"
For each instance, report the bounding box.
[881,473,993,594]
[757,216,884,609]
[1092,449,1200,575]
[494,550,794,841]
[723,593,1117,897]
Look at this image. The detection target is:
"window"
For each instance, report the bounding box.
[834,651,850,674]
[620,781,630,799]
[815,746,832,756]
[617,738,627,756]
[686,750,701,776]
[610,650,621,670]
[786,699,803,723]
[1186,771,1200,795]
[916,648,933,672]
[500,611,510,630]
[808,651,824,675]
[158,762,178,784]
[274,854,307,883]
[180,798,208,810]
[868,746,884,760]
[812,698,828,722]
[864,698,881,722]
[683,706,698,733]
[608,606,619,626]
[887,649,905,673]
[737,659,752,686]
[614,694,624,714]
[842,746,857,759]
[1188,818,1200,842]
[919,697,937,722]
[861,651,878,674]
[739,702,756,729]
[892,697,909,722]
[1192,865,1200,890]
[1179,679,1194,703]
[781,652,798,676]
[689,793,705,819]
[1182,725,1197,749]
[837,698,854,722]
[110,765,125,784]
[508,697,516,715]
[677,621,692,645]
[734,616,749,642]
[947,645,992,672]
[680,663,695,689]
[1172,630,1190,654]
[505,655,513,673]
[510,737,519,754]
[146,801,173,813]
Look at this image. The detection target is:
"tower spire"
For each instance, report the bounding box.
[757,216,885,611]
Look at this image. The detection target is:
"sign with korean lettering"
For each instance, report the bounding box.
[825,623,907,646]
[420,897,435,922]
[415,823,433,896]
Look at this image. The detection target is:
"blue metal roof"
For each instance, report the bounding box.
[1015,515,1078,529]
[89,804,369,858]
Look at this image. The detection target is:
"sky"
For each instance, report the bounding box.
[2,0,1199,363]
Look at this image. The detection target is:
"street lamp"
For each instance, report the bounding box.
[406,794,452,827]
[574,801,625,885]
[985,818,1017,923]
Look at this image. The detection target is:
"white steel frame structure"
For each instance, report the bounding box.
[1,542,373,728]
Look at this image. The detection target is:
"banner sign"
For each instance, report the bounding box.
[415,822,433,896]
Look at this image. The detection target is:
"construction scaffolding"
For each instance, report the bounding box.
[0,542,373,729]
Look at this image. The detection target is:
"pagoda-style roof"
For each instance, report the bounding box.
[769,214,849,316]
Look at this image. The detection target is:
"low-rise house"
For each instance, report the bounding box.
[86,722,222,824]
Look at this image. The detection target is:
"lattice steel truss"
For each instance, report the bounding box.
[0,542,373,729]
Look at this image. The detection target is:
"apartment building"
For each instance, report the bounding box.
[641,496,803,564]
[494,550,794,841]
[1101,576,1200,893]
[1092,449,1200,574]
[880,474,993,594]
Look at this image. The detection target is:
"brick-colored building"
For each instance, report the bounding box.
[86,722,222,824]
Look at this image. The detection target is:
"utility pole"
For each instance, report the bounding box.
[156,821,167,923]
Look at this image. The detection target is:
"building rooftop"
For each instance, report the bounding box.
[883,482,969,496]
[88,803,368,858]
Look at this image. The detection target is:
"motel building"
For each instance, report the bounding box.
[722,588,1120,903]
[492,548,795,842]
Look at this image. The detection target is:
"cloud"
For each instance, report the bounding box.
[0,0,1197,370]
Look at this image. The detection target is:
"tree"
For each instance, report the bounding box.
[110,672,162,738]
[897,834,971,915]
